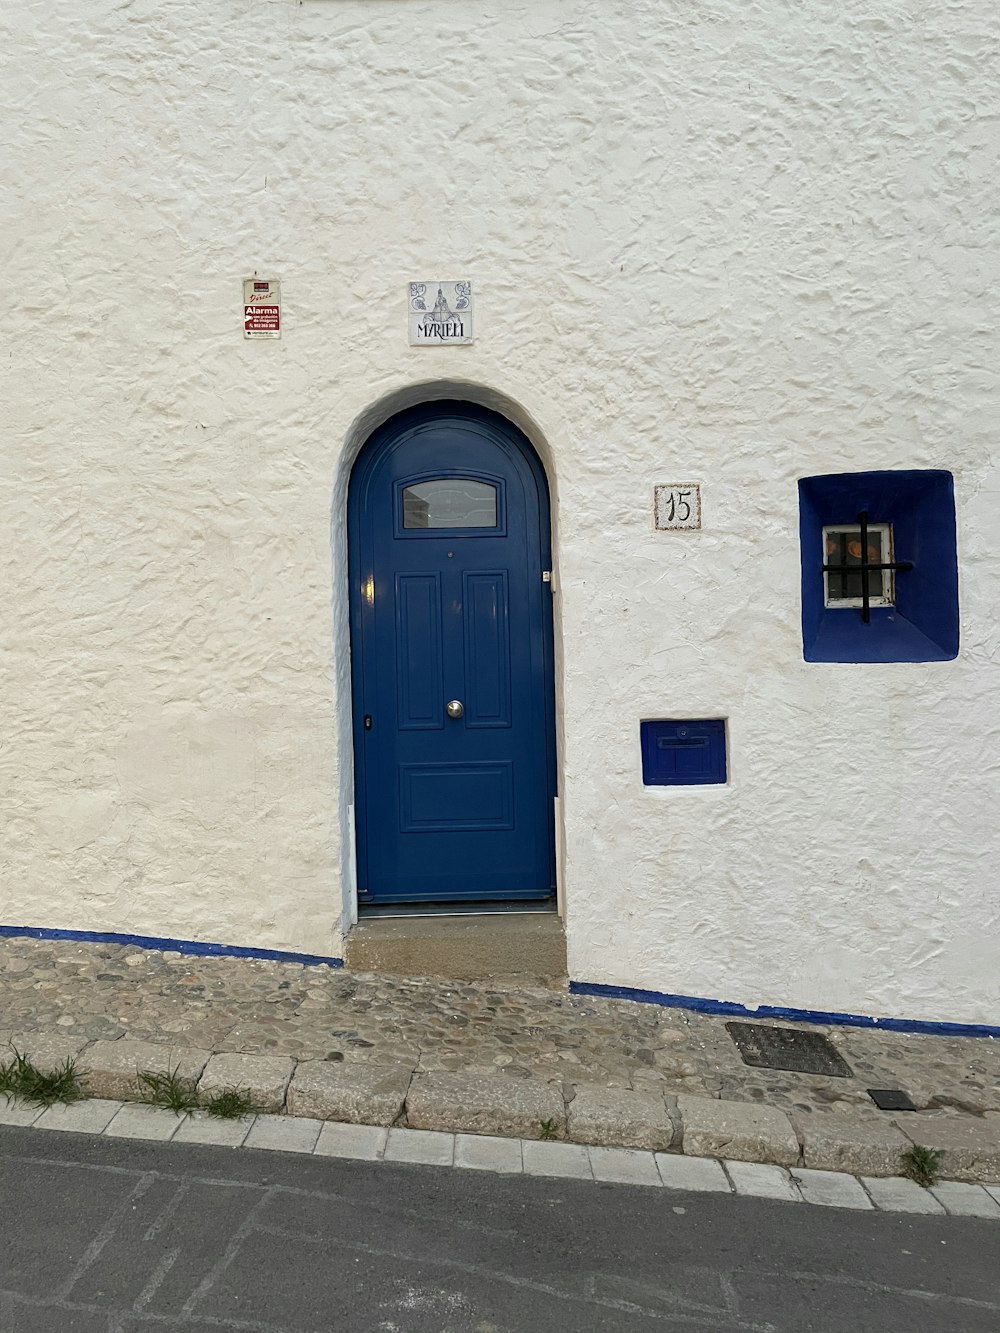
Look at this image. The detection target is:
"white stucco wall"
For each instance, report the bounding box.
[2,0,998,1022]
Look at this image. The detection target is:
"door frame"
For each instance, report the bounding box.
[347,400,558,907]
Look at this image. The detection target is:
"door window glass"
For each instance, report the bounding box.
[402,479,497,529]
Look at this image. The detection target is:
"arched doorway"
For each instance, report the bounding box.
[348,402,556,906]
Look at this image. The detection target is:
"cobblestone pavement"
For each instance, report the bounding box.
[2,935,998,1127]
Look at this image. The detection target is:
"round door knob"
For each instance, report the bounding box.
[446,699,464,719]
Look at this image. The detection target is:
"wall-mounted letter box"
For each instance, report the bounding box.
[640,719,727,786]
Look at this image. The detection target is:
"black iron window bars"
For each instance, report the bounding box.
[822,510,913,623]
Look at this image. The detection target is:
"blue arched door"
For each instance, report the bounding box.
[348,403,556,905]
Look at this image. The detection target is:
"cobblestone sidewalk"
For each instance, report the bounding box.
[1,936,998,1182]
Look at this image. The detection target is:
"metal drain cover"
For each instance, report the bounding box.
[868,1088,916,1111]
[725,1022,854,1078]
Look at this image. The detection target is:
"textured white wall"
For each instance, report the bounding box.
[2,0,998,1021]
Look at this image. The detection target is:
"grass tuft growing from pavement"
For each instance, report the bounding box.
[900,1144,943,1188]
[0,1053,19,1098]
[203,1086,259,1119]
[0,1048,85,1108]
[137,1067,200,1115]
[138,1068,259,1120]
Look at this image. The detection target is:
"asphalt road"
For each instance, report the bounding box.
[0,1126,997,1333]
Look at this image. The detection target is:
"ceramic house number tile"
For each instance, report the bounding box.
[655,484,702,530]
[409,281,474,345]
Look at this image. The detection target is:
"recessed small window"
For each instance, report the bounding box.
[798,470,958,662]
[823,523,894,609]
[402,478,497,529]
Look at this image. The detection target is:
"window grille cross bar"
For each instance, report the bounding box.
[822,563,915,572]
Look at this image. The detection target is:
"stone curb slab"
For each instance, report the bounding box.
[385,1127,454,1166]
[172,1111,255,1148]
[791,1168,873,1210]
[523,1140,592,1180]
[567,1084,675,1151]
[724,1160,800,1202]
[77,1039,210,1101]
[287,1060,410,1125]
[678,1096,799,1166]
[198,1053,294,1113]
[655,1153,731,1192]
[455,1133,523,1174]
[406,1069,566,1139]
[105,1104,183,1141]
[797,1112,911,1177]
[315,1121,388,1161]
[8,1033,89,1073]
[0,1097,43,1127]
[862,1176,945,1214]
[245,1115,323,1154]
[588,1146,663,1187]
[900,1115,1000,1184]
[929,1180,1000,1218]
[33,1099,123,1134]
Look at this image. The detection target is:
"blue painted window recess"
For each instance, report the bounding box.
[641,720,727,786]
[798,470,958,663]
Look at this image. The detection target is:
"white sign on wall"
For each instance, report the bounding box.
[409,281,473,345]
[655,484,702,530]
[244,278,281,339]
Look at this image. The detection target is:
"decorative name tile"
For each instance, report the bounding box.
[409,281,473,346]
[655,484,702,530]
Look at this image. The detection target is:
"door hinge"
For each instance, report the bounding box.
[364,714,373,730]
[542,570,555,590]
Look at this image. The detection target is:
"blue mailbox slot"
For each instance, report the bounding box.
[641,719,727,786]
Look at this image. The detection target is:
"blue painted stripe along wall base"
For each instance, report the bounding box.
[569,981,1000,1040]
[0,925,344,969]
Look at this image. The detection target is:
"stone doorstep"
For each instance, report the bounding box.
[76,1039,210,1102]
[287,1061,411,1125]
[343,914,567,984]
[899,1114,1000,1185]
[405,1069,566,1139]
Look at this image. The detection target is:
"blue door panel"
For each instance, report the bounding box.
[348,403,556,903]
[399,762,514,831]
[395,574,444,730]
[463,572,511,728]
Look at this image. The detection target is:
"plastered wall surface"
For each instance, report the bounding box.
[2,0,998,1021]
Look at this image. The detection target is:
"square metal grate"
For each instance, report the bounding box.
[725,1022,854,1078]
[867,1088,916,1111]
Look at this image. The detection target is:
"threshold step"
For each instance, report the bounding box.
[344,913,567,984]
[361,898,557,918]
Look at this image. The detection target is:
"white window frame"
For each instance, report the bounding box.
[822,523,895,609]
